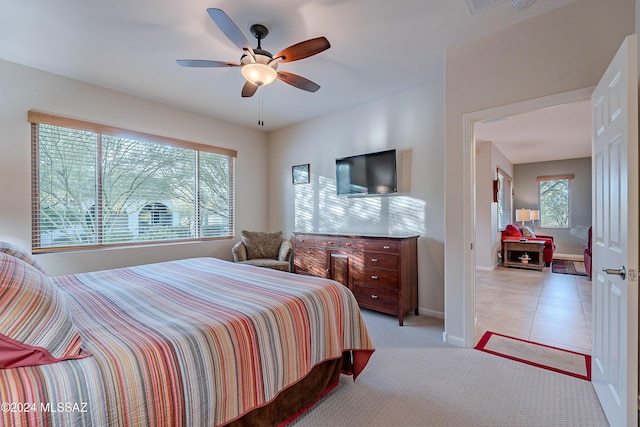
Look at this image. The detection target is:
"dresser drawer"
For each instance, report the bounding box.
[363,252,398,270]
[295,235,328,247]
[294,246,326,260]
[353,284,397,315]
[337,239,364,251]
[294,258,328,277]
[321,237,365,251]
[295,235,345,249]
[364,240,399,253]
[355,268,399,288]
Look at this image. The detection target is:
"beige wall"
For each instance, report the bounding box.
[475,141,513,270]
[0,59,268,275]
[267,79,446,318]
[475,142,494,270]
[513,157,592,255]
[445,0,635,345]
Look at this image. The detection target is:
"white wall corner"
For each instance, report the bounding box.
[442,331,466,348]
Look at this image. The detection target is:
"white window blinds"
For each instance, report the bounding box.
[29,111,236,252]
[497,168,512,231]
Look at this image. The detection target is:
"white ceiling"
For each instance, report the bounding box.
[475,100,592,164]
[1,0,578,132]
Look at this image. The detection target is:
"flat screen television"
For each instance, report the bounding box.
[336,149,397,195]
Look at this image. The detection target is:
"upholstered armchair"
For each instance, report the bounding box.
[232,230,292,272]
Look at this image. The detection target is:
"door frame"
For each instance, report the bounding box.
[462,87,594,349]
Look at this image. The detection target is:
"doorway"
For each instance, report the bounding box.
[472,99,593,354]
[461,87,594,350]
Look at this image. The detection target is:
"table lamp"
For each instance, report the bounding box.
[515,209,531,227]
[530,209,540,229]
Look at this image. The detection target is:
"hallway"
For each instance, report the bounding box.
[475,265,592,354]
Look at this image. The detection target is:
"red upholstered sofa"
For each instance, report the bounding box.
[583,226,592,278]
[501,224,556,266]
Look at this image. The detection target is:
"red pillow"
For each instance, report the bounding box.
[504,224,522,238]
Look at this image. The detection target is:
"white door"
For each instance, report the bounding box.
[591,34,639,427]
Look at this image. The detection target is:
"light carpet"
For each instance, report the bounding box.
[290,310,607,427]
[475,331,590,381]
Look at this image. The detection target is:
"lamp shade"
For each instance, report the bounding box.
[530,210,540,220]
[515,209,531,222]
[241,63,277,87]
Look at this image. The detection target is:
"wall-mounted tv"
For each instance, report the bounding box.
[336,149,397,195]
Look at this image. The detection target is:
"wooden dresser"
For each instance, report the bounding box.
[293,232,419,325]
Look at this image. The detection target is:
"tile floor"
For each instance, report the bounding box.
[475,262,592,354]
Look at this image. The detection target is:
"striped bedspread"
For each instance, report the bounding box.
[0,257,374,426]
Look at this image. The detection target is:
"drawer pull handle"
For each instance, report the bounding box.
[383,245,391,249]
[306,250,312,254]
[328,241,334,245]
[371,275,379,280]
[371,294,379,299]
[371,258,378,262]
[344,242,352,246]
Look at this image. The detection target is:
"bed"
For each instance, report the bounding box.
[0,247,374,426]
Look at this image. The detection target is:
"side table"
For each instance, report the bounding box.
[503,239,545,271]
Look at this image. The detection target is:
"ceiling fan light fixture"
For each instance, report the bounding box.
[241,63,277,86]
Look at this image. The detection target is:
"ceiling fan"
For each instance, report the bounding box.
[177,8,331,98]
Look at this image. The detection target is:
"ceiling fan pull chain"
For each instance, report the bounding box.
[258,93,264,127]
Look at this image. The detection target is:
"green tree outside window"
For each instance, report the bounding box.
[538,176,571,228]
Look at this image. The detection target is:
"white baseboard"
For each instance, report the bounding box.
[442,331,465,347]
[475,265,497,271]
[419,307,444,319]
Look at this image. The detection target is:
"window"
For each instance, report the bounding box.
[496,168,512,231]
[537,175,573,229]
[29,112,236,252]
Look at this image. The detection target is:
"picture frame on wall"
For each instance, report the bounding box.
[292,164,310,184]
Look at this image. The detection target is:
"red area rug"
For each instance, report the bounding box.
[475,331,591,381]
[552,259,588,276]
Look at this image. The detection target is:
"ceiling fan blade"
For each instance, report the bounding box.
[277,71,321,92]
[176,59,239,68]
[242,81,259,98]
[206,8,254,56]
[274,37,330,63]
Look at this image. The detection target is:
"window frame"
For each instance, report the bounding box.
[537,174,573,229]
[496,168,513,231]
[29,111,237,253]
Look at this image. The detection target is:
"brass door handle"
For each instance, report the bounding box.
[602,266,626,280]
